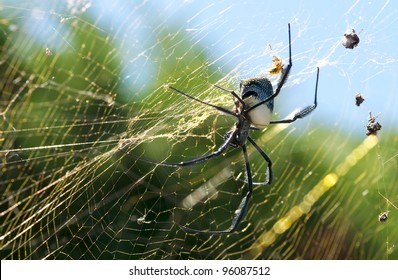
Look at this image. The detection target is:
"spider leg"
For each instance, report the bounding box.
[213,84,246,106]
[270,67,319,124]
[247,136,273,184]
[135,128,237,167]
[180,144,253,234]
[234,136,273,186]
[168,86,237,117]
[274,22,293,96]
[245,23,292,113]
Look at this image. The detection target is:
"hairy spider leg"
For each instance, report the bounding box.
[168,86,237,117]
[213,84,246,106]
[180,144,253,234]
[137,128,238,167]
[137,85,242,167]
[234,136,273,187]
[247,136,273,184]
[270,67,319,124]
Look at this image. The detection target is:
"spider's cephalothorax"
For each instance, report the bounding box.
[140,23,320,234]
[225,112,251,148]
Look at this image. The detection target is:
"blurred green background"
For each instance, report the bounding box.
[1,1,397,259]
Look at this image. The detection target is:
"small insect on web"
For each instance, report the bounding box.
[139,23,320,234]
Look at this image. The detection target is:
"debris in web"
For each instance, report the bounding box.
[268,56,284,75]
[366,112,382,136]
[355,93,365,106]
[45,47,53,56]
[378,211,389,222]
[342,29,360,49]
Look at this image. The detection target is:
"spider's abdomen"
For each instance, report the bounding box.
[240,77,274,128]
[246,103,273,128]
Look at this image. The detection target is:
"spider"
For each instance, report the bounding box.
[136,209,152,225]
[148,24,320,234]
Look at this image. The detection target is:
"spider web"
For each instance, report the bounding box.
[1,0,398,260]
